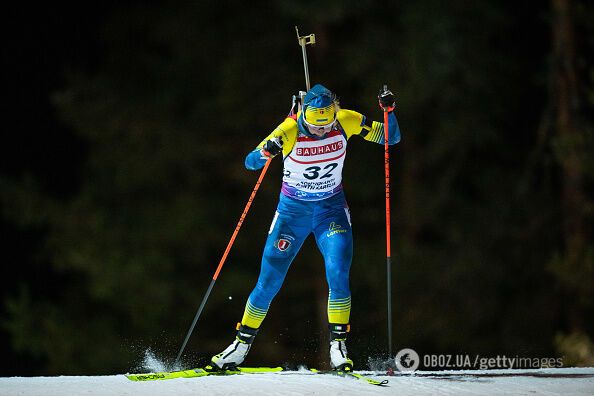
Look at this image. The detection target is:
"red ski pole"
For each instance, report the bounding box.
[175,157,273,366]
[382,84,393,358]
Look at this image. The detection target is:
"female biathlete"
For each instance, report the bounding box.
[211,84,401,371]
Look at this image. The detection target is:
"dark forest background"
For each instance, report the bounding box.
[1,0,593,375]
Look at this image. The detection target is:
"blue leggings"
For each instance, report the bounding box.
[241,192,353,328]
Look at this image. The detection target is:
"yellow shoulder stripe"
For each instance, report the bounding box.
[336,109,364,139]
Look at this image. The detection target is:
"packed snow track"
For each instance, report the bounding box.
[1,367,593,395]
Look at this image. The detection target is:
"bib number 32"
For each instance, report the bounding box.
[303,163,338,180]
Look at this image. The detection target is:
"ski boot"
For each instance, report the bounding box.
[210,323,258,370]
[329,323,354,371]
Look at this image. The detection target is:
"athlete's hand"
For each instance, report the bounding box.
[262,137,283,158]
[378,86,396,112]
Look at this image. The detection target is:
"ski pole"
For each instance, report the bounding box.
[175,157,273,366]
[382,84,393,358]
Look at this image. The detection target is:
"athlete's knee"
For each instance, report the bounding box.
[333,235,353,254]
[254,258,288,299]
[256,271,284,295]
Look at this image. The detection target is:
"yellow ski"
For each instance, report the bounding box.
[125,366,283,382]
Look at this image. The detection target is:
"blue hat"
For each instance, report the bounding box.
[302,84,336,126]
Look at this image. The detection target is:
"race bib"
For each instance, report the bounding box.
[281,130,347,201]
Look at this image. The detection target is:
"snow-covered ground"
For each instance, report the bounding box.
[1,368,593,396]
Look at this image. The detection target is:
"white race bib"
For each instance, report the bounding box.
[281,130,347,201]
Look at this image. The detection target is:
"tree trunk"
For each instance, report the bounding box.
[551,0,585,261]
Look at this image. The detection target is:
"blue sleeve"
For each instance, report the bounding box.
[364,110,401,145]
[387,111,401,145]
[245,149,267,170]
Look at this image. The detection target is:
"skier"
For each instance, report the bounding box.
[211,84,401,371]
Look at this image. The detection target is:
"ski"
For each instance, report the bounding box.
[125,366,283,381]
[309,368,389,386]
[126,366,387,386]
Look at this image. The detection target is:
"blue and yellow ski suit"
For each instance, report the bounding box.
[241,86,400,329]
